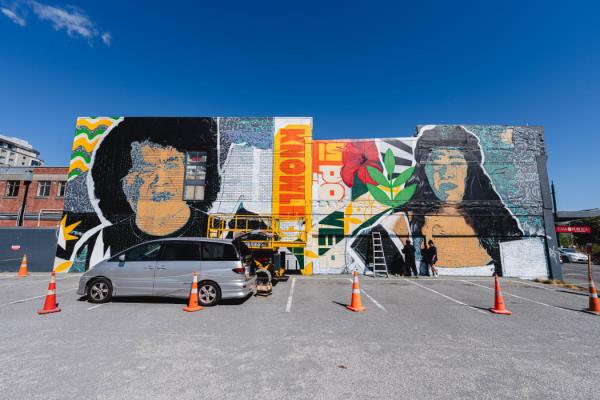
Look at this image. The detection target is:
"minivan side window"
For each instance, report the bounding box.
[123,243,162,262]
[201,242,238,261]
[160,242,202,261]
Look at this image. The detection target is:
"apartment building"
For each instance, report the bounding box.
[0,134,43,167]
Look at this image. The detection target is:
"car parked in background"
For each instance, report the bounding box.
[558,247,588,263]
[77,238,257,305]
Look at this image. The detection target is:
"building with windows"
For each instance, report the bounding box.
[0,134,43,167]
[0,166,67,227]
[53,117,561,280]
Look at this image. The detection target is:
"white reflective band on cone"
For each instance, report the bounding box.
[352,289,360,294]
[47,290,56,295]
[191,288,198,294]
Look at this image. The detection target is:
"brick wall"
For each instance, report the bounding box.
[0,166,67,227]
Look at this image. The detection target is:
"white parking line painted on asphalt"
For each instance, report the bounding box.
[346,278,386,312]
[285,277,296,313]
[406,279,489,315]
[461,280,574,312]
[0,287,78,307]
[87,304,104,311]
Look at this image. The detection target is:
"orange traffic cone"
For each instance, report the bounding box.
[585,278,600,315]
[38,272,61,315]
[489,274,511,315]
[346,271,366,312]
[17,254,28,277]
[183,272,203,312]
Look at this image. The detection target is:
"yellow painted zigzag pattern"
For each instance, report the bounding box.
[68,117,123,180]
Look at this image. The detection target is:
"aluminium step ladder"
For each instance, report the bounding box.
[371,232,389,278]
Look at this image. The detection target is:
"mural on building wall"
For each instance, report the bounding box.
[211,117,274,215]
[55,117,219,272]
[308,125,548,277]
[55,119,548,278]
[54,117,305,273]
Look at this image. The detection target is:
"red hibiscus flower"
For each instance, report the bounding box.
[341,141,382,187]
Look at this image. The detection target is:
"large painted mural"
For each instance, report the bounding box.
[54,117,307,272]
[55,120,550,278]
[307,125,549,278]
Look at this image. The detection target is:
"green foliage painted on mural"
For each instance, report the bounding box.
[366,149,416,208]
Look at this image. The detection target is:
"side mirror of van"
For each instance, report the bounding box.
[118,254,126,262]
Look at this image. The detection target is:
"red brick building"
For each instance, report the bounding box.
[0,166,67,227]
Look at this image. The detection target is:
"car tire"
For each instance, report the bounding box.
[87,277,113,304]
[197,281,221,307]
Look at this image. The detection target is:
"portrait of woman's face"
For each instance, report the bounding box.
[425,148,468,202]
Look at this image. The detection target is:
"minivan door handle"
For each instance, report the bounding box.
[144,266,155,270]
[156,266,167,270]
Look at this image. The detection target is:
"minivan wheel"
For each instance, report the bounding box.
[87,278,113,304]
[198,282,221,307]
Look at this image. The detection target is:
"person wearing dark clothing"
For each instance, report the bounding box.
[402,239,418,277]
[428,240,438,277]
[389,253,400,276]
[420,241,431,276]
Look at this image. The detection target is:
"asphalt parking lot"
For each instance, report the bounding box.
[1,272,600,400]
[561,261,600,287]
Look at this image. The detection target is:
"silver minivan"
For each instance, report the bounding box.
[77,238,257,306]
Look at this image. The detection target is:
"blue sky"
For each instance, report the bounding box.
[0,0,599,211]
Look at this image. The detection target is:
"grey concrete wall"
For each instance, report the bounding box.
[0,228,57,272]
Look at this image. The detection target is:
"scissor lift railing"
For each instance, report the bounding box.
[207,214,306,250]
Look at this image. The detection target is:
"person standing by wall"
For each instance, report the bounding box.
[402,239,418,277]
[419,240,430,276]
[428,239,438,277]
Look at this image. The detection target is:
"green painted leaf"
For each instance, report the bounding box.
[367,165,388,187]
[392,166,415,187]
[351,174,368,200]
[392,183,417,206]
[384,149,395,179]
[367,183,393,207]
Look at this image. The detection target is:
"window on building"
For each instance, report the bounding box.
[30,160,41,166]
[183,151,207,201]
[5,181,20,197]
[37,181,51,197]
[57,181,67,197]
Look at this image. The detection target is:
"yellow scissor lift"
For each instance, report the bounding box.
[207,214,306,294]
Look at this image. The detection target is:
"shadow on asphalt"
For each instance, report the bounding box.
[332,300,349,309]
[77,294,254,306]
[557,289,589,297]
